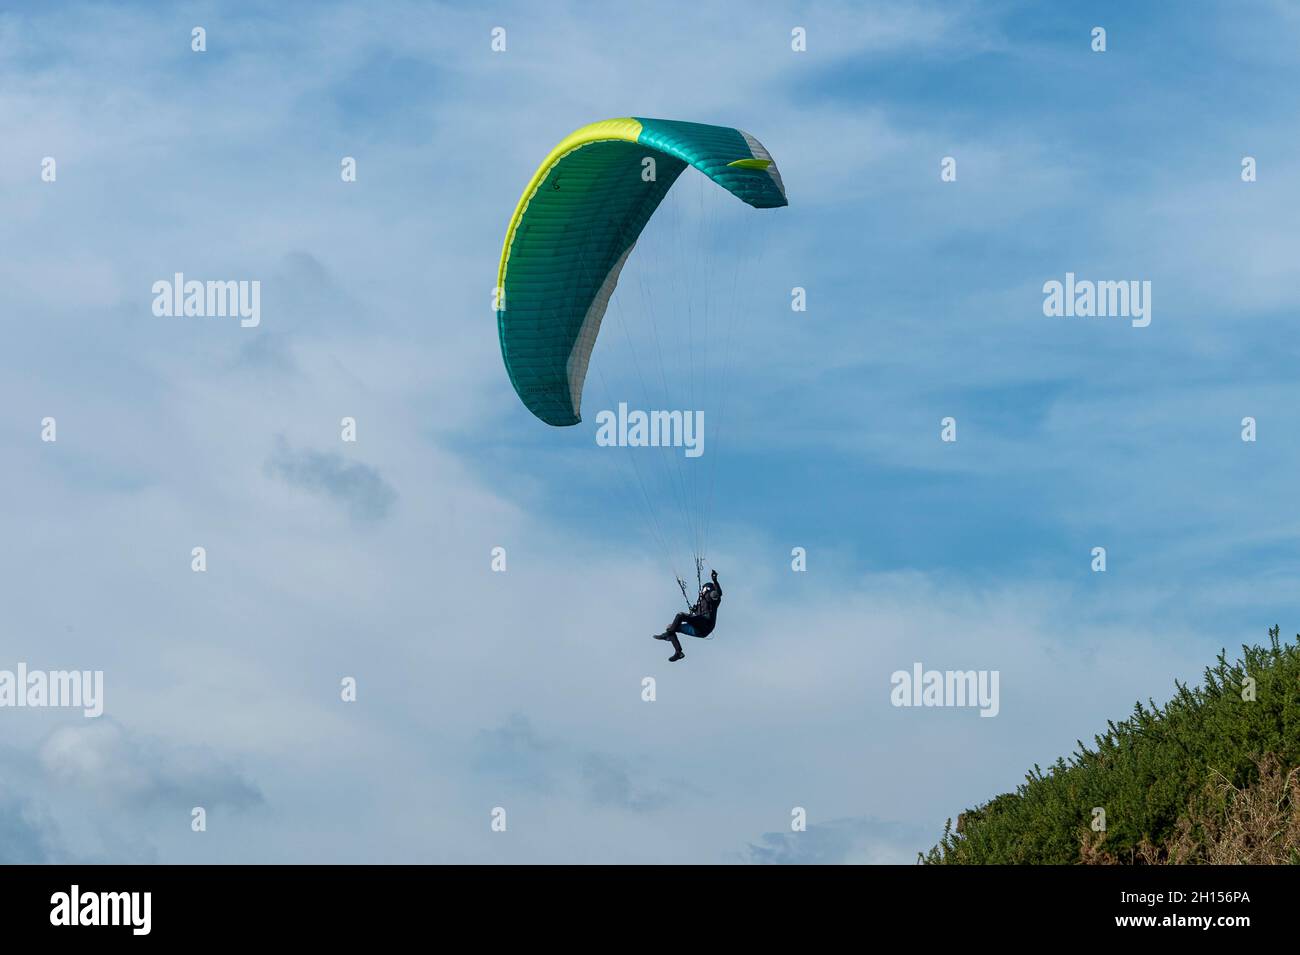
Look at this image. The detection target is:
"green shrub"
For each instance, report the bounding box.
[922,626,1300,864]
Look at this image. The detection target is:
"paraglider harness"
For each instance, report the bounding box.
[676,557,719,640]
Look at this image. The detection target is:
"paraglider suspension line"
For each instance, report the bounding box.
[677,555,705,610]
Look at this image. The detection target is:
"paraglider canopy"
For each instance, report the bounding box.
[495,117,788,427]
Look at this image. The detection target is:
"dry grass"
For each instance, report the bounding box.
[1081,755,1300,865]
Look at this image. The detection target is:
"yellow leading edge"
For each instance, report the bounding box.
[495,118,643,294]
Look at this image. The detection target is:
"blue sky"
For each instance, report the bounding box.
[3,0,1299,863]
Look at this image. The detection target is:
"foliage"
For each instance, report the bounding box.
[922,627,1300,864]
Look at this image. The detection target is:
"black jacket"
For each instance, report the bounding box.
[692,581,722,621]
